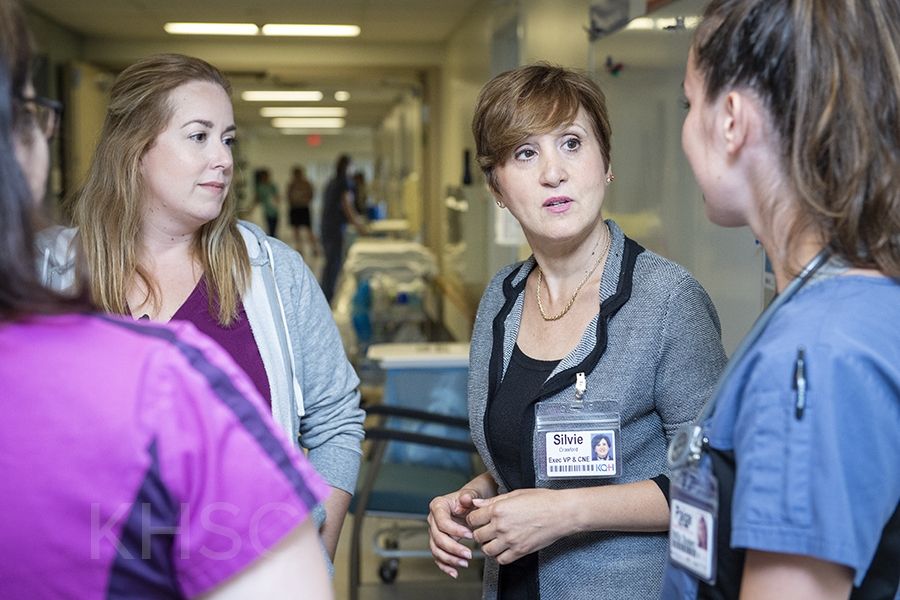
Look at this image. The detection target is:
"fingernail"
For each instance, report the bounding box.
[463,531,473,539]
[450,570,458,579]
[458,559,469,568]
[464,549,472,559]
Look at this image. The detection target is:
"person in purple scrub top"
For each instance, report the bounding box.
[0,1,333,597]
[37,53,364,565]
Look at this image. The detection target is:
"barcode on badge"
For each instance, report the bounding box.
[549,464,600,473]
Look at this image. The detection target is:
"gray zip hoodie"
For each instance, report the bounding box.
[37,220,364,502]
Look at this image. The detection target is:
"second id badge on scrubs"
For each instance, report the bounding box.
[669,458,718,585]
[534,395,622,481]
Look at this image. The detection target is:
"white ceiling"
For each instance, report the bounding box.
[23,0,707,132]
[24,0,484,131]
[23,0,484,43]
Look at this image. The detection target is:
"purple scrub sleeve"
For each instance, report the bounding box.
[0,314,329,599]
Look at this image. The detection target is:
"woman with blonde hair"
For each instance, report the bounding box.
[39,53,364,565]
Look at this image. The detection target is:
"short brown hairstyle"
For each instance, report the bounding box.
[472,63,612,194]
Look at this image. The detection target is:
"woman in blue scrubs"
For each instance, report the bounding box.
[666,1,900,598]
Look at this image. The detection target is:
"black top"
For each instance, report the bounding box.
[698,448,900,600]
[488,344,560,491]
[320,176,351,235]
[488,343,559,600]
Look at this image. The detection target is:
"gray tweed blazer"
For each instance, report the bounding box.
[468,220,727,599]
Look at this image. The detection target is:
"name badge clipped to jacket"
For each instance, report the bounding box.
[534,372,622,481]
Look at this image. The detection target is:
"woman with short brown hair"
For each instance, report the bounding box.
[428,62,726,599]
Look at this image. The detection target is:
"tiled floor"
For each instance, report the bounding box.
[333,514,483,600]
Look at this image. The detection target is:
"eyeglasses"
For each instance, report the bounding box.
[16,95,63,140]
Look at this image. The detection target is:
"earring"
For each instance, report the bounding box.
[496,200,506,209]
[606,173,615,184]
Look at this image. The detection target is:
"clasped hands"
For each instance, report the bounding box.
[427,486,569,578]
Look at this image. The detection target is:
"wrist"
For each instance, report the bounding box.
[561,488,590,536]
[470,472,498,499]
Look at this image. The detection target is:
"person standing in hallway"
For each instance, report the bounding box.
[320,153,367,304]
[38,53,364,568]
[664,1,899,598]
[255,167,280,238]
[0,2,333,597]
[427,63,726,599]
[287,164,319,256]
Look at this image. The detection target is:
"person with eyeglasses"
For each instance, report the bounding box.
[16,93,61,139]
[664,1,900,598]
[0,0,334,598]
[11,92,59,203]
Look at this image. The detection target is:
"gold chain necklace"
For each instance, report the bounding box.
[535,225,612,321]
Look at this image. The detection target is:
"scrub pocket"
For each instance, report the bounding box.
[735,390,812,527]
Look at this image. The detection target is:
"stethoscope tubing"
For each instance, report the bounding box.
[667,247,831,469]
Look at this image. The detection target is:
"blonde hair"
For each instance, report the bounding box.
[69,53,249,324]
[472,62,612,194]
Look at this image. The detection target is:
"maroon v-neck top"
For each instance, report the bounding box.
[171,277,271,405]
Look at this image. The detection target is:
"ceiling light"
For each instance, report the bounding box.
[242,91,324,102]
[334,91,351,102]
[261,24,360,37]
[260,107,347,118]
[280,129,343,135]
[625,18,654,31]
[625,16,701,31]
[272,118,345,129]
[164,22,259,35]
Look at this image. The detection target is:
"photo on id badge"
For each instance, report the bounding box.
[591,433,615,462]
[543,429,618,478]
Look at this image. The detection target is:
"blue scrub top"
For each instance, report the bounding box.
[665,274,900,597]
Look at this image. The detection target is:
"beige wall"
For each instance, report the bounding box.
[63,61,111,198]
[376,94,424,231]
[435,2,495,341]
[24,9,82,74]
[520,0,592,67]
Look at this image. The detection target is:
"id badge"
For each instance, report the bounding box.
[534,400,621,481]
[669,457,718,585]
